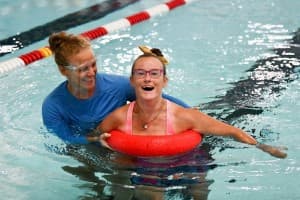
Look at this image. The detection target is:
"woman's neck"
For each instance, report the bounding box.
[135,98,164,113]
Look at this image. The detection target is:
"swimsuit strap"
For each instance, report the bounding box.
[126,100,175,135]
[126,101,135,135]
[166,100,175,135]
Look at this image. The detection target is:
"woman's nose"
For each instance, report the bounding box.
[144,72,152,81]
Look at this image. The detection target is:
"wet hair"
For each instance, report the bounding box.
[131,48,167,76]
[49,32,91,66]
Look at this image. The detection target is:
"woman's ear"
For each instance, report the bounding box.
[163,76,168,87]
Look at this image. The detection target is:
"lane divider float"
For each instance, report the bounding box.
[0,0,195,74]
[0,0,138,57]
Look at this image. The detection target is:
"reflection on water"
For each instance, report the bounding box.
[58,143,215,200]
[201,28,300,121]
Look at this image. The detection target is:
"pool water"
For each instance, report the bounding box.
[1,0,300,199]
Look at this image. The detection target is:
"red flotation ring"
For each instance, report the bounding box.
[106,130,202,157]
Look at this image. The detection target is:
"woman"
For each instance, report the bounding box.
[42,32,189,144]
[98,46,287,158]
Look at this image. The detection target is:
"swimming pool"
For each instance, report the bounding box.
[1,0,299,199]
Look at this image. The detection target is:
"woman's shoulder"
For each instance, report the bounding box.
[100,103,130,132]
[43,81,69,104]
[168,100,190,112]
[168,100,202,122]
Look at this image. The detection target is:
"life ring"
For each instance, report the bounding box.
[106,130,202,157]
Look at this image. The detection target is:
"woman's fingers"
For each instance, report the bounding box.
[256,143,288,159]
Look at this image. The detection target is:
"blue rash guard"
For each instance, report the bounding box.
[42,73,189,144]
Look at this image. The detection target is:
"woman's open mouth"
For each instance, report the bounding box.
[142,86,154,91]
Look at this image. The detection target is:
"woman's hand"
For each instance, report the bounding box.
[99,133,113,150]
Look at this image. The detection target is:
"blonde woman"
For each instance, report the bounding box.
[98,46,287,159]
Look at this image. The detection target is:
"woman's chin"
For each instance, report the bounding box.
[140,93,159,101]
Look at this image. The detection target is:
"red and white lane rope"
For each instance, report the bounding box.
[0,0,195,74]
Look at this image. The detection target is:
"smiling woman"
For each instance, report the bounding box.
[42,31,136,144]
[48,32,97,98]
[98,46,286,159]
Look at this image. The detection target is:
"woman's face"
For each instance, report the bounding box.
[61,47,97,96]
[130,56,168,101]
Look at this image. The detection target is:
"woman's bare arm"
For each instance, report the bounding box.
[186,109,287,158]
